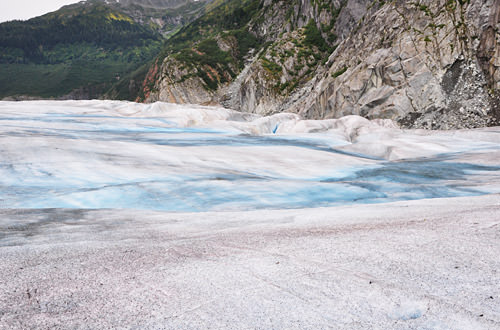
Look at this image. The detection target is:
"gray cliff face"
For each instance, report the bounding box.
[146,0,500,129]
[294,0,500,129]
[222,0,373,116]
[146,57,216,104]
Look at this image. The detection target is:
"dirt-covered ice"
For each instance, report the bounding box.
[1,195,499,329]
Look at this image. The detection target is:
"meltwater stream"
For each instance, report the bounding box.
[1,101,500,211]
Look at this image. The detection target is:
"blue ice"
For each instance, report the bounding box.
[0,111,500,211]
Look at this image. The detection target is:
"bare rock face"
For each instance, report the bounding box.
[145,0,500,129]
[292,0,500,129]
[144,57,215,105]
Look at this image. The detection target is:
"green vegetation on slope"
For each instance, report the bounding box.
[0,2,160,63]
[109,0,208,36]
[140,0,348,99]
[0,1,163,99]
[142,0,262,94]
[255,1,344,96]
[303,19,331,53]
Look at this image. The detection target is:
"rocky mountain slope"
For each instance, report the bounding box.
[142,0,500,129]
[102,0,211,36]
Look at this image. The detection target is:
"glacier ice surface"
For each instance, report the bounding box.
[0,100,499,211]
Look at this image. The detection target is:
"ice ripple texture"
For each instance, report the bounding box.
[1,100,500,211]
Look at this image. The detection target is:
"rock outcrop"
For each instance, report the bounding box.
[143,0,500,129]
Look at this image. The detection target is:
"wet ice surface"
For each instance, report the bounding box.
[1,100,500,211]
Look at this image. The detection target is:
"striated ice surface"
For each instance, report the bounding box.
[0,100,499,211]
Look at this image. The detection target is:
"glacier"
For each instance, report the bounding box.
[0,100,499,211]
[1,100,499,329]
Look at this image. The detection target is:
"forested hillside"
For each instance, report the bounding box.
[0,0,209,100]
[138,0,262,99]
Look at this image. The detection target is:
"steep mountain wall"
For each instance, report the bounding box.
[143,0,352,107]
[294,0,500,129]
[144,0,500,128]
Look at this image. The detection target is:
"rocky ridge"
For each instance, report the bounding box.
[142,0,500,129]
